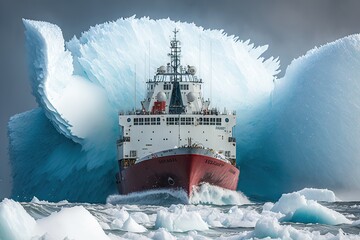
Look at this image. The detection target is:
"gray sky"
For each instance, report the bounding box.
[1,0,360,200]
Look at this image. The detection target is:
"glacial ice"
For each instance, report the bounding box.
[7,16,360,202]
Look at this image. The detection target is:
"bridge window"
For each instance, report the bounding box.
[216,118,221,125]
[167,117,179,125]
[164,84,171,90]
[145,118,150,125]
[180,84,189,90]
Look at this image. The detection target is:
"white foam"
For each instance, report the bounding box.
[107,188,188,205]
[190,183,250,205]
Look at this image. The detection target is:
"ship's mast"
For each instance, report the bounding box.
[169,28,185,114]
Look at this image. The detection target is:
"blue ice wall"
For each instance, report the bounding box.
[239,35,360,201]
[8,109,118,202]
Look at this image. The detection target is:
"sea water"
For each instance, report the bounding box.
[1,185,360,239]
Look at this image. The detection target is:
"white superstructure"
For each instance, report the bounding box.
[117,29,236,167]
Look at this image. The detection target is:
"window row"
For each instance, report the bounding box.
[166,117,221,125]
[134,117,161,125]
[198,117,222,125]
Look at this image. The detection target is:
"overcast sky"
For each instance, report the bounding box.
[1,0,360,200]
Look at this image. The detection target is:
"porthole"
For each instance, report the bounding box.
[127,118,131,122]
[225,118,229,123]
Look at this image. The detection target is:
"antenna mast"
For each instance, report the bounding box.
[169,28,185,114]
[134,64,137,111]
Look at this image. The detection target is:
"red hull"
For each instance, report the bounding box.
[116,153,239,196]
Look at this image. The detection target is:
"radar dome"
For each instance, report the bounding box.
[187,92,196,102]
[157,91,167,101]
[188,66,196,75]
[157,66,166,74]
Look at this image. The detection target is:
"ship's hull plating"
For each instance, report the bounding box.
[116,149,239,196]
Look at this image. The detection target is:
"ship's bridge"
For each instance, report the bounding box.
[140,29,212,115]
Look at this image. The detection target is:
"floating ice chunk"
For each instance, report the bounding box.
[271,190,351,225]
[252,217,312,240]
[131,212,150,225]
[148,228,176,240]
[155,206,208,232]
[262,202,275,212]
[30,196,69,205]
[121,216,147,233]
[190,183,250,205]
[221,206,262,228]
[109,232,150,240]
[110,208,130,229]
[0,198,36,240]
[36,206,109,240]
[0,199,109,240]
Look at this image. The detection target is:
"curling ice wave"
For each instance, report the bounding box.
[23,19,112,142]
[9,17,279,202]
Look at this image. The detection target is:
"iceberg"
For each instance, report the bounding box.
[8,16,360,202]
